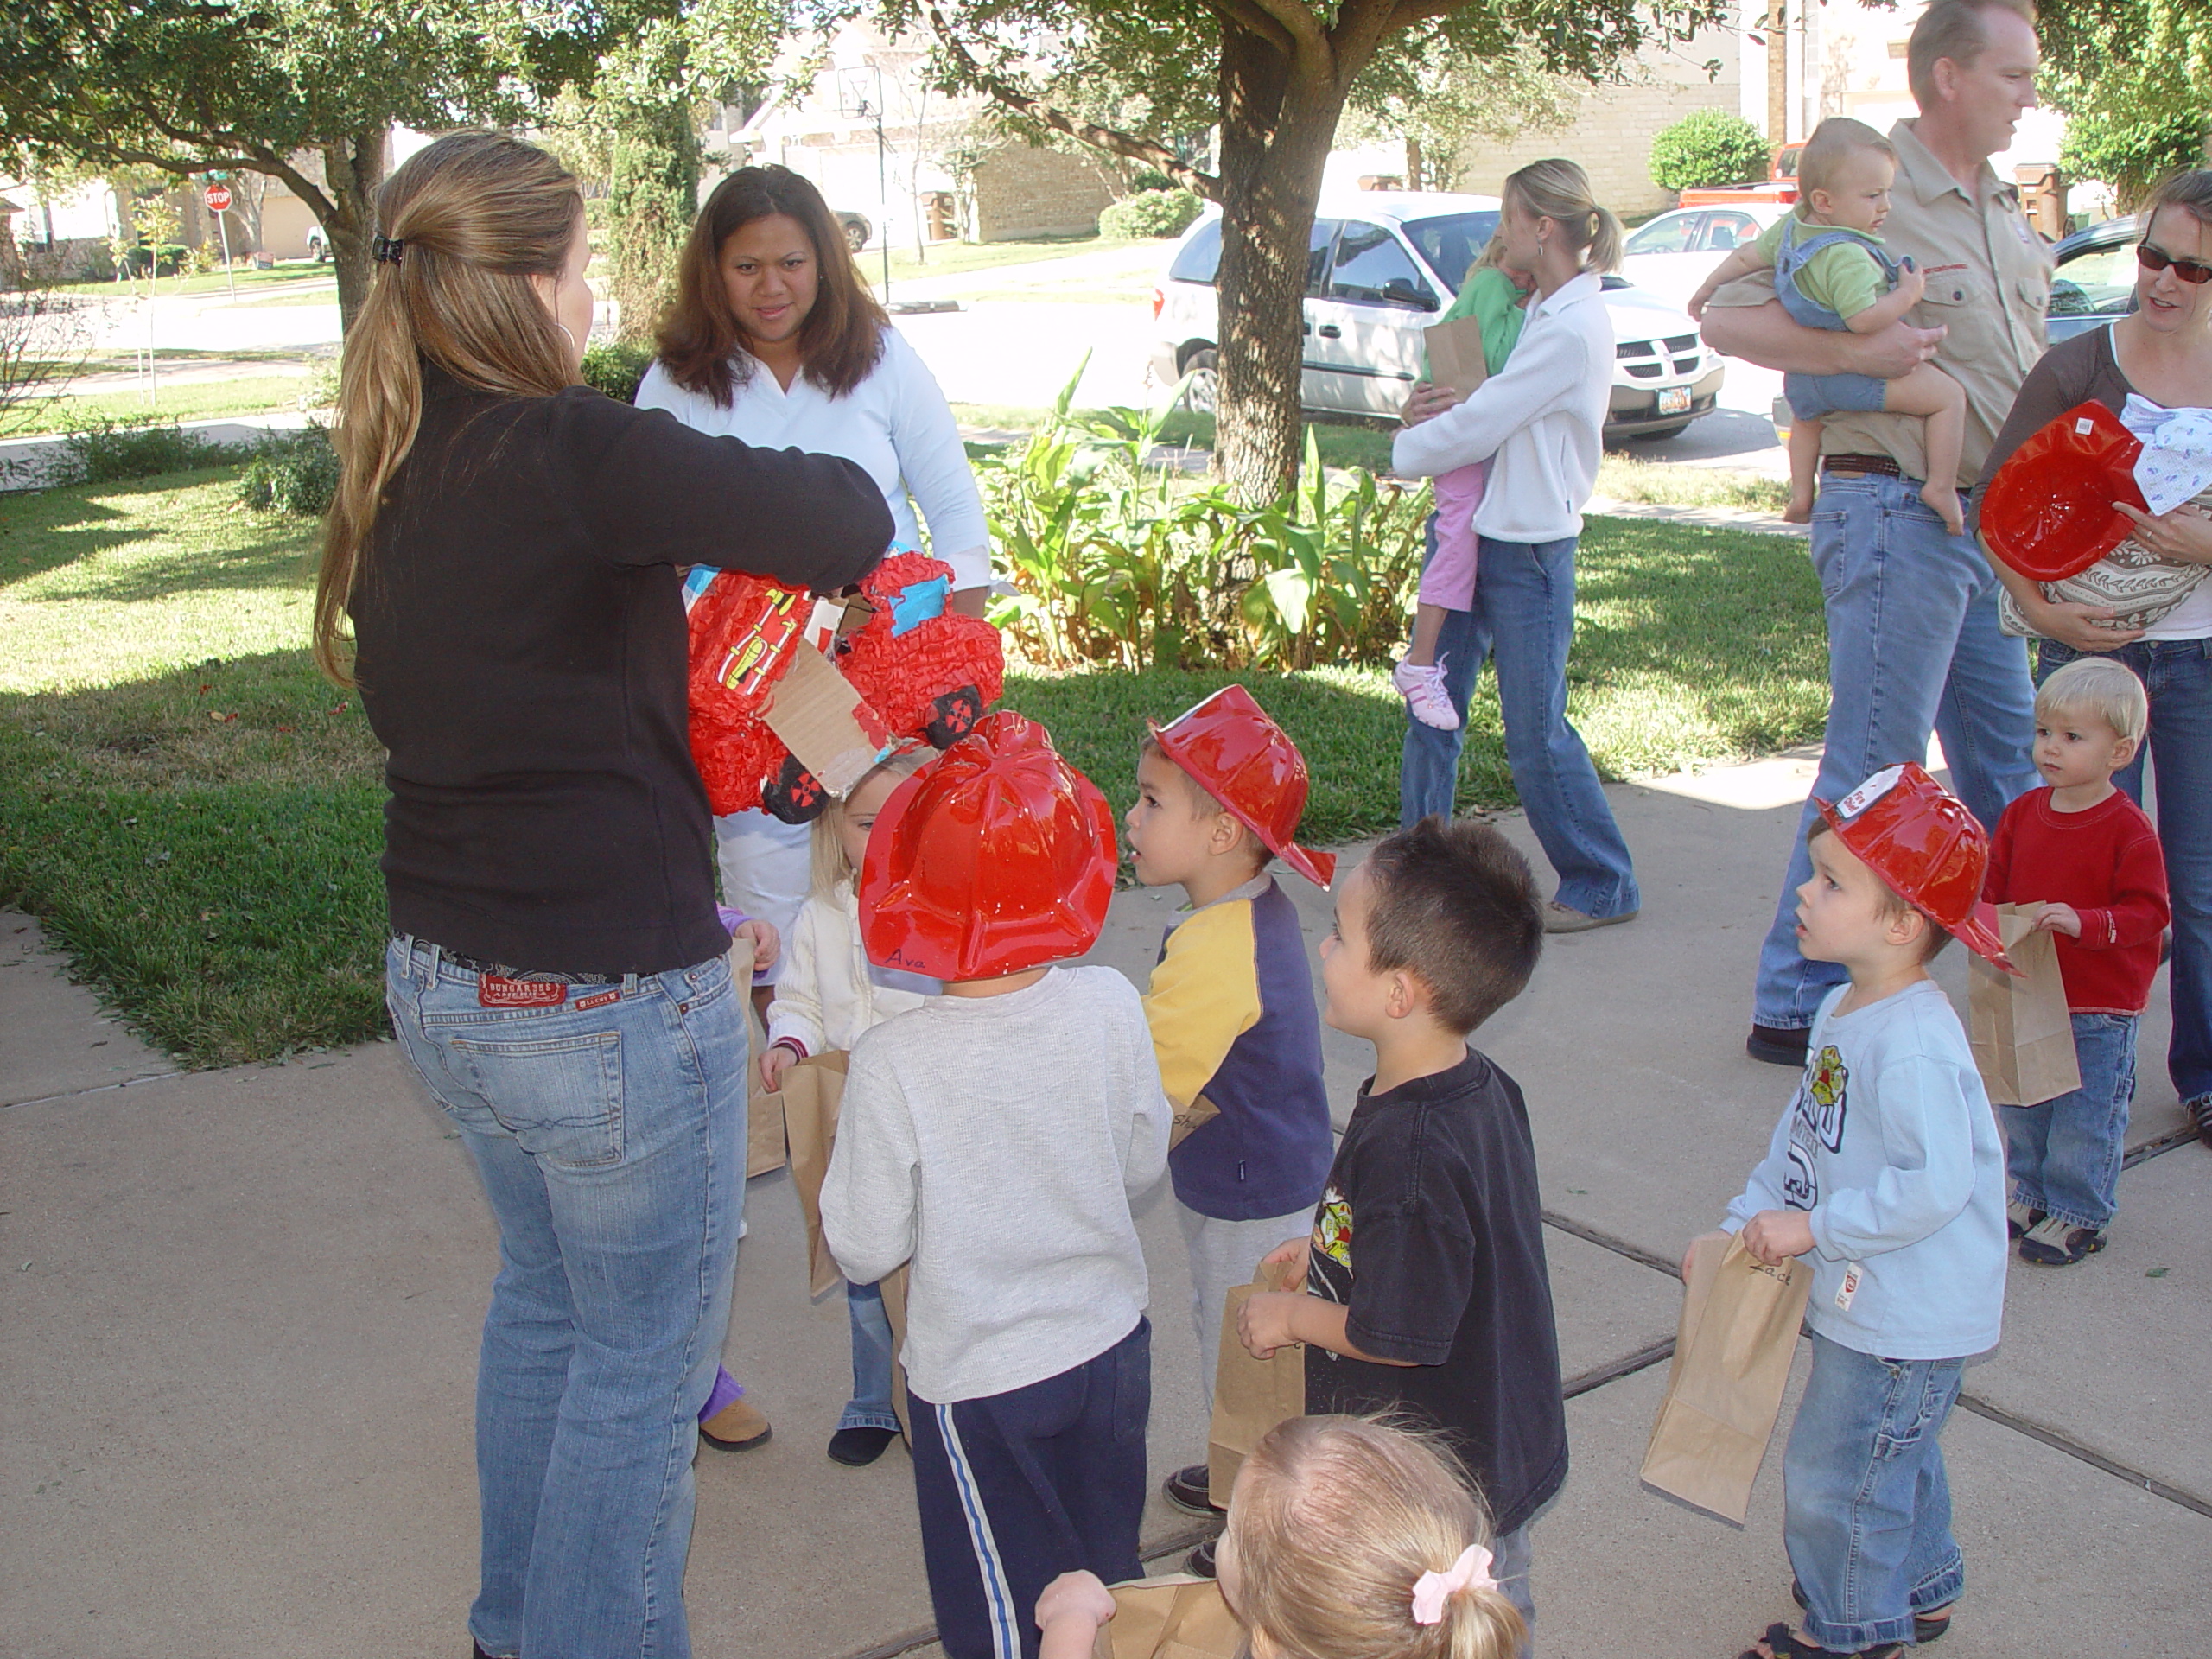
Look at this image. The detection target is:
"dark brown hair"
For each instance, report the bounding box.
[655,165,888,405]
[315,130,582,685]
[1361,817,1542,1035]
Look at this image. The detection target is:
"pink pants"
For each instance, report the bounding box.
[1418,461,1489,611]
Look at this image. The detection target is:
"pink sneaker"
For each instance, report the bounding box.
[1393,658,1460,731]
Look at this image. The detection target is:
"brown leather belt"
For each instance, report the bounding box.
[1821,453,1905,480]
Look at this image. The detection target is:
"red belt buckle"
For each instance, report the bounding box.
[479,974,568,1008]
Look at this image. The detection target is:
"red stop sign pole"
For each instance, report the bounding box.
[203,183,236,294]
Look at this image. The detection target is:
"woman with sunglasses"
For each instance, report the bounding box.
[1976,168,2212,1155]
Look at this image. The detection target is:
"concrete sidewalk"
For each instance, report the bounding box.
[3,759,2205,1658]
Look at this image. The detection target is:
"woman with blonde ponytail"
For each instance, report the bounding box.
[329,130,889,1659]
[1035,1415,1529,1659]
[1390,158,1639,939]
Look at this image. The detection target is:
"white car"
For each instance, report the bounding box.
[1148,192,1726,441]
[1617,202,1793,316]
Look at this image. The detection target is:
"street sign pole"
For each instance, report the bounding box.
[214,209,235,297]
[203,181,237,296]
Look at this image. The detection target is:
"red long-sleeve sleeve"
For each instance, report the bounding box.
[1985,788,2170,1014]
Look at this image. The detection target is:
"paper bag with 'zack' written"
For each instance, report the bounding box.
[780,1050,853,1299]
[1206,1255,1306,1500]
[1640,1231,1809,1526]
[1970,905,2081,1106]
[1090,1574,1242,1659]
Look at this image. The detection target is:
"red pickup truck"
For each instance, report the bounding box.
[1676,143,1804,208]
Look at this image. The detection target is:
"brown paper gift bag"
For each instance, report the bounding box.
[1091,1574,1242,1659]
[1423,314,1490,397]
[1970,904,2082,1107]
[1206,1256,1306,1499]
[1639,1231,1810,1525]
[879,1259,912,1440]
[780,1051,852,1299]
[1168,1091,1221,1149]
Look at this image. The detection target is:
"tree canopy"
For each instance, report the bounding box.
[861,0,1730,500]
[2041,0,2210,210]
[0,0,734,328]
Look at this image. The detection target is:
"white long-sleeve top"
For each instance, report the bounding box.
[1391,270,1612,544]
[765,879,936,1058]
[634,324,990,591]
[819,966,1173,1403]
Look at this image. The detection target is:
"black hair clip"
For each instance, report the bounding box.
[372,234,404,266]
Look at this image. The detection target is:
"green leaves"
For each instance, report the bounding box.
[976,363,1431,673]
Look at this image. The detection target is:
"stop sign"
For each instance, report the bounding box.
[204,183,233,213]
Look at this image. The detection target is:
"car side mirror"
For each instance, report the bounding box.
[1382,279,1438,311]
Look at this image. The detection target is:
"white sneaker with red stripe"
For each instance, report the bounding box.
[1393,657,1459,730]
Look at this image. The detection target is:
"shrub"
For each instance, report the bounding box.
[56,413,240,485]
[1098,188,1205,241]
[1128,167,1176,194]
[581,339,655,404]
[2061,105,2211,212]
[236,424,339,516]
[1649,111,1772,194]
[976,363,1430,671]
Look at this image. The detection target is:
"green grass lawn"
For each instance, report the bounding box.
[864,233,1144,286]
[1,463,1826,1066]
[9,376,315,438]
[51,263,331,300]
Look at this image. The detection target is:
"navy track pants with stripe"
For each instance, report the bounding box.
[908,1318,1150,1659]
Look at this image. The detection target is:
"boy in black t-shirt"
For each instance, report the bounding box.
[1238,817,1564,1644]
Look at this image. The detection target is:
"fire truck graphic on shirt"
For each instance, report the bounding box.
[1783,1044,1848,1210]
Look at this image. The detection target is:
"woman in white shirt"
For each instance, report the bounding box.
[1391,158,1641,934]
[637,164,990,994]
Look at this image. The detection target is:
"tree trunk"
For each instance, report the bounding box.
[1406,136,1426,192]
[1211,27,1347,506]
[324,127,389,335]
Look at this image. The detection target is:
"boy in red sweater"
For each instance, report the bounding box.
[1986,658,2170,1267]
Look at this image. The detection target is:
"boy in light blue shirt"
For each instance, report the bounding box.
[1697,762,2008,1659]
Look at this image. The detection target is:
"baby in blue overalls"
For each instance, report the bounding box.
[1691,118,1967,533]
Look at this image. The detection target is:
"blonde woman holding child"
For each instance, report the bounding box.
[1037,1414,1529,1659]
[1393,158,1640,934]
[1689,118,1969,531]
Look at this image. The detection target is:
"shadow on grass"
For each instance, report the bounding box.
[0,465,311,598]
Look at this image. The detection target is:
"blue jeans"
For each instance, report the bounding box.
[386,937,749,1659]
[1753,474,2038,1027]
[1397,519,1639,918]
[2003,1012,2137,1230]
[2038,636,2212,1109]
[842,1279,900,1432]
[1784,1332,1967,1652]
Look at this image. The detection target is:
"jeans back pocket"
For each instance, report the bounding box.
[443,1028,626,1171]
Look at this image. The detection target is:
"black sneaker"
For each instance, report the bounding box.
[1185,1535,1217,1579]
[1747,1023,1811,1066]
[2018,1215,2107,1267]
[827,1425,901,1466]
[2189,1093,2212,1152]
[1163,1461,1219,1516]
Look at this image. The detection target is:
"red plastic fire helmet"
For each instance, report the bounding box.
[859,711,1118,981]
[1814,762,2018,975]
[1980,400,2147,583]
[1147,684,1337,889]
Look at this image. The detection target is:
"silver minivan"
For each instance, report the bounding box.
[1148,192,1725,440]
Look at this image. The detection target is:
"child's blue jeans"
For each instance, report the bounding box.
[2003,1011,2137,1231]
[842,1279,901,1433]
[1784,1332,1967,1651]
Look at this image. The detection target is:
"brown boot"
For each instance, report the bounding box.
[700,1395,772,1451]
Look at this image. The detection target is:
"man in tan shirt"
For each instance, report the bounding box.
[1704,0,2049,1069]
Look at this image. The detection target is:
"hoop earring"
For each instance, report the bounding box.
[557,321,577,356]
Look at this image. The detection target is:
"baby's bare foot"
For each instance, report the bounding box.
[1922,480,1965,536]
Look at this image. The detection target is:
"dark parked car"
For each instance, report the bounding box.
[2047,214,2140,344]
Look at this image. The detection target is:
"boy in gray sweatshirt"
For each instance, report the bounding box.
[819,714,1172,1659]
[1700,763,2008,1659]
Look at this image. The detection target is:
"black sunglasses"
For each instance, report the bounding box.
[2137,241,2212,285]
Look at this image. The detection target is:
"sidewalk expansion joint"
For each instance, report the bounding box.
[1955,1392,2212,1521]
[2120,1124,2202,1170]
[2,1068,182,1112]
[1541,1209,1682,1279]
